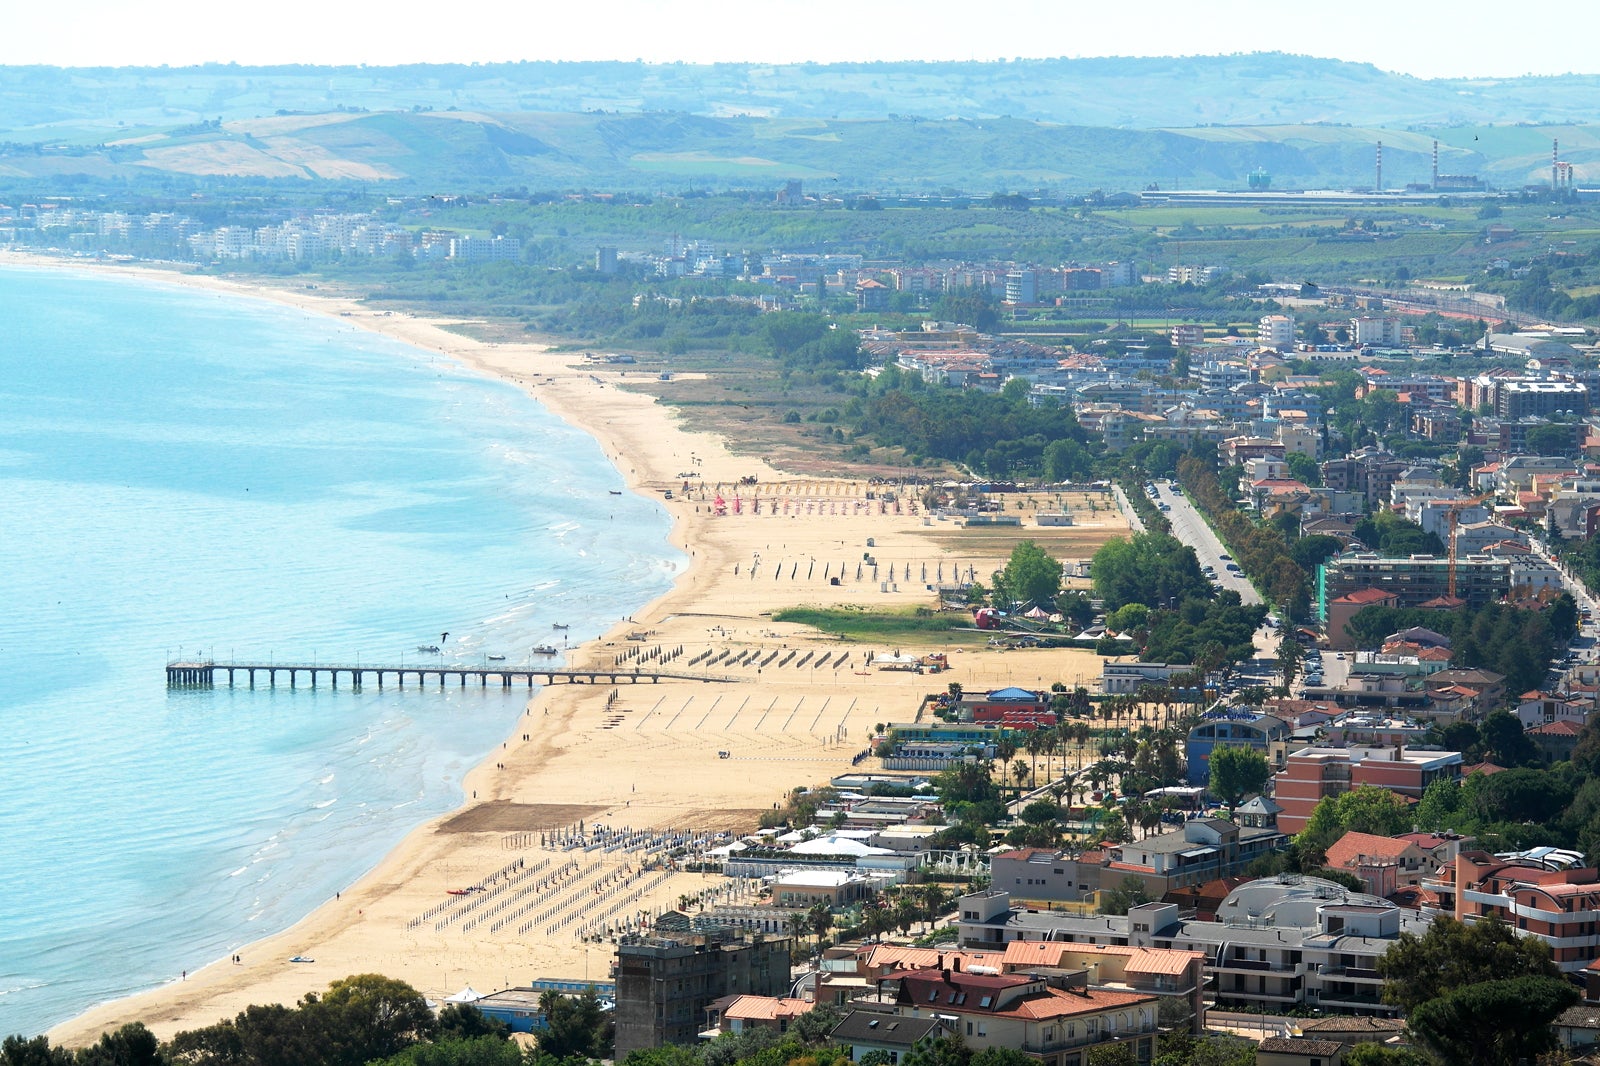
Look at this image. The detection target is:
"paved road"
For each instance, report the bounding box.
[1148,480,1261,606]
[1110,483,1146,534]
[1144,479,1285,669]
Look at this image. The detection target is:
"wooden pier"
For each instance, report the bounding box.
[166,660,737,691]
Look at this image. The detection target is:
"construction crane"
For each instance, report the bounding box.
[1445,494,1493,600]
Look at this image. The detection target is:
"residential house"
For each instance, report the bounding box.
[883,964,1159,1066]
[831,1011,950,1064]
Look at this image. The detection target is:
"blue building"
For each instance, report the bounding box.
[1185,710,1291,785]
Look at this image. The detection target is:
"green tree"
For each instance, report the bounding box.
[1085,1045,1138,1066]
[1097,875,1152,915]
[1341,1046,1431,1066]
[1206,746,1269,809]
[994,540,1063,607]
[434,1005,508,1043]
[0,1036,73,1066]
[1021,798,1061,825]
[315,974,437,1066]
[538,990,612,1060]
[1376,915,1559,1014]
[1525,421,1577,457]
[1283,452,1321,487]
[374,1036,525,1066]
[1407,975,1576,1066]
[74,1025,166,1066]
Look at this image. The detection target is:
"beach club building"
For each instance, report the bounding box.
[959,686,1057,729]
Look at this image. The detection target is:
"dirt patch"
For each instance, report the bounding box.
[677,809,768,834]
[434,802,607,834]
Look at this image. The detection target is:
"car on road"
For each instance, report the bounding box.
[1219,554,1232,560]
[1225,563,1240,572]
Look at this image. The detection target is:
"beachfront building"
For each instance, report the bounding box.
[613,931,793,1056]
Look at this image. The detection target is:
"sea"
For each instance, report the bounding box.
[0,264,683,1039]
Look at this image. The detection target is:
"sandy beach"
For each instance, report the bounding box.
[22,256,1130,1045]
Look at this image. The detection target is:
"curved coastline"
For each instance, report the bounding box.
[17,254,1126,1046]
[26,257,767,1042]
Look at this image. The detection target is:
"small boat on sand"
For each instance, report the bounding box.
[289,955,314,963]
[609,490,623,495]
[487,654,506,661]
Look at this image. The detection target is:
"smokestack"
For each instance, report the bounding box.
[1555,139,1561,190]
[1432,139,1439,189]
[1376,141,1383,193]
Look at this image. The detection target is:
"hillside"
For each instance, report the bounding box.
[4,55,1600,139]
[0,109,1550,194]
[3,55,1597,194]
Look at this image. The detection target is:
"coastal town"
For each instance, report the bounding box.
[16,44,1600,1066]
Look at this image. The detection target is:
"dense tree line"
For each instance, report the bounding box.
[1175,456,1310,618]
[1091,532,1263,666]
[836,368,1097,477]
[1343,596,1577,694]
[0,978,570,1066]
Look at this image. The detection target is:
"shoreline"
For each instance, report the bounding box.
[15,253,1130,1046]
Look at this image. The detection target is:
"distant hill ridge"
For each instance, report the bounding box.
[1,54,1596,192]
[4,53,1600,135]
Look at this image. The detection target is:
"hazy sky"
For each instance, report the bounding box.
[8,0,1596,80]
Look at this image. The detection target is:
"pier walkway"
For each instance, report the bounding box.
[166,660,738,690]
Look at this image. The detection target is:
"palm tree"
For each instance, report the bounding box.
[1011,759,1031,792]
[807,902,833,960]
[1025,728,1046,784]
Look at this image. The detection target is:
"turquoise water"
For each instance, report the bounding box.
[0,265,682,1038]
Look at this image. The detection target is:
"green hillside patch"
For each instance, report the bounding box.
[772,606,969,642]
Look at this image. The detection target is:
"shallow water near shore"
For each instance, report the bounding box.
[0,265,681,1037]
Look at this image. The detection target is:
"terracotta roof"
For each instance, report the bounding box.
[722,995,814,1021]
[1464,761,1507,775]
[1334,587,1399,605]
[1326,831,1418,868]
[1531,720,1585,736]
[999,986,1153,1021]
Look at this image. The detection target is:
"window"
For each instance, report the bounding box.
[976,1023,986,1037]
[980,995,993,1008]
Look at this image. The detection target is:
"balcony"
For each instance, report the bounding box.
[1210,958,1280,973]
[1318,966,1381,981]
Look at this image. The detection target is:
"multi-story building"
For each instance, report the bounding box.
[1004,270,1038,305]
[1197,361,1250,391]
[1101,660,1199,695]
[958,879,1425,1015]
[1170,324,1206,348]
[1316,551,1511,619]
[613,931,792,1057]
[1320,449,1415,510]
[1497,380,1591,420]
[449,235,522,262]
[1258,314,1297,351]
[1272,746,1463,834]
[1440,852,1600,972]
[1350,316,1404,347]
